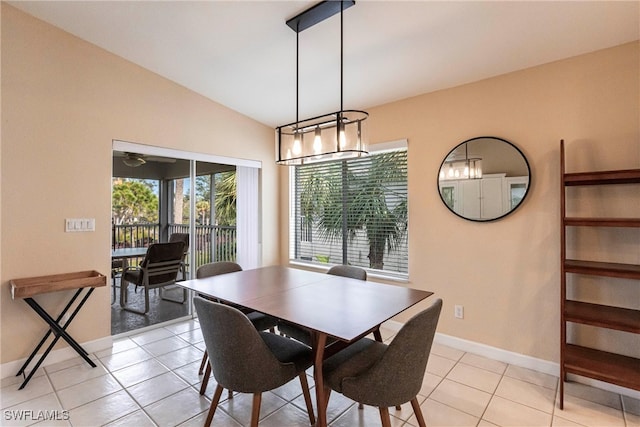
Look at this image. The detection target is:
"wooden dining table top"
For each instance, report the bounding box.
[179,265,433,342]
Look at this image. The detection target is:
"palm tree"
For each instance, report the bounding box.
[298,151,407,270]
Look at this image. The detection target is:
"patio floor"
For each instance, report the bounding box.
[110,278,191,335]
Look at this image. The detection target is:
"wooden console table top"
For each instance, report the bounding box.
[11,270,106,299]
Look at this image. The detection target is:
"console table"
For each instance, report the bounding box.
[10,270,106,389]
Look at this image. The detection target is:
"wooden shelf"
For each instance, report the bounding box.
[564,344,640,391]
[565,300,640,333]
[559,140,640,409]
[565,259,640,280]
[564,169,640,186]
[564,217,640,227]
[11,270,106,299]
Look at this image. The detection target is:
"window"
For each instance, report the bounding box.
[290,143,408,276]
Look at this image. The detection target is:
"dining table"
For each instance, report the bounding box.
[178,265,433,427]
[111,247,148,266]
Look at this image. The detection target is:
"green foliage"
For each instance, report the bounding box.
[298,151,407,270]
[215,172,236,226]
[315,254,330,263]
[112,179,159,224]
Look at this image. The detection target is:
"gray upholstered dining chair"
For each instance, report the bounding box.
[326,264,368,280]
[196,262,278,395]
[193,296,316,427]
[278,265,379,344]
[322,298,442,427]
[119,241,186,314]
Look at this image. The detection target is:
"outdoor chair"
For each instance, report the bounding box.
[196,262,278,395]
[322,298,443,427]
[168,232,189,280]
[119,241,186,315]
[193,296,315,427]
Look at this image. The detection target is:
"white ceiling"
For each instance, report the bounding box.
[10,1,640,128]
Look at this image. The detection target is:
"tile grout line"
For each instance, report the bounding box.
[474,357,505,426]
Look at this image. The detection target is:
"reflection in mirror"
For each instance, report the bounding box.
[437,136,531,222]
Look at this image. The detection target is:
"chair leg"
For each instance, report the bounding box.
[299,373,315,425]
[160,285,187,304]
[228,389,233,400]
[111,275,116,304]
[204,384,224,427]
[119,278,128,308]
[379,407,392,427]
[250,393,262,427]
[410,397,426,427]
[200,363,211,395]
[324,386,331,409]
[199,351,208,375]
[120,280,150,314]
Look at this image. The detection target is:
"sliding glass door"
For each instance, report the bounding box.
[112,140,260,334]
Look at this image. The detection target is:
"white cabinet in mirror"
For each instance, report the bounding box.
[439,174,529,220]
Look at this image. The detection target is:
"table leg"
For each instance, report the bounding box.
[15,289,84,377]
[18,289,97,389]
[311,331,328,427]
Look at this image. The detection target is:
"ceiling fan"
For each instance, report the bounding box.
[116,152,177,167]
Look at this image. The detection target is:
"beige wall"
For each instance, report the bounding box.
[1,5,278,364]
[281,42,639,364]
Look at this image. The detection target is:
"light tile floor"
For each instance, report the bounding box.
[2,319,639,426]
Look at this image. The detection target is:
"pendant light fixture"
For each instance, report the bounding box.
[276,0,369,165]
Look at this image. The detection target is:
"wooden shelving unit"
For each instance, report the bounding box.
[559,140,640,409]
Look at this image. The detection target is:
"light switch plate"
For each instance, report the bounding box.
[65,218,96,232]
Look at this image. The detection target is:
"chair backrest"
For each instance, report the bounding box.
[140,242,185,286]
[342,298,442,407]
[196,261,242,278]
[327,265,367,281]
[169,233,190,253]
[193,296,293,393]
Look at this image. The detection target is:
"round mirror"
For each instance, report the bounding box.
[437,136,531,222]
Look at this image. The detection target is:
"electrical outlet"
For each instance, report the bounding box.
[454,305,464,319]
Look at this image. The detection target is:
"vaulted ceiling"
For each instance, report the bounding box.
[11,1,640,127]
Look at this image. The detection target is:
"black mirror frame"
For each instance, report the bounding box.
[437,136,532,222]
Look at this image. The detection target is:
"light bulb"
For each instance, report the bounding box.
[464,165,469,177]
[454,169,460,178]
[338,122,346,149]
[448,165,454,178]
[286,148,292,160]
[439,170,445,180]
[313,126,322,154]
[292,134,302,156]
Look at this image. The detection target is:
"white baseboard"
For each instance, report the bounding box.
[383,319,640,400]
[0,336,113,380]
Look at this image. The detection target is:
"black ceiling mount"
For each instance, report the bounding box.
[286,0,355,33]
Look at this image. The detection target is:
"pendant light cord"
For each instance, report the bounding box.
[340,0,344,112]
[296,29,299,133]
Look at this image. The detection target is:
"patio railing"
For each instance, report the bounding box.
[112,223,237,268]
